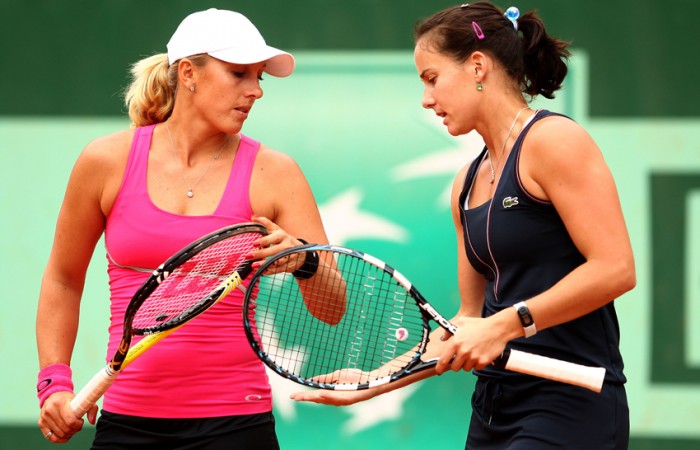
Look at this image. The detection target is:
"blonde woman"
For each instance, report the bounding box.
[37,9,328,448]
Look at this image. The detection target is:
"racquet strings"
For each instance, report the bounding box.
[132,231,260,333]
[250,249,426,385]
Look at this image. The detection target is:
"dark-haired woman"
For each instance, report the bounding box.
[291,3,635,449]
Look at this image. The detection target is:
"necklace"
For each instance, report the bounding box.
[488,106,530,184]
[165,121,228,198]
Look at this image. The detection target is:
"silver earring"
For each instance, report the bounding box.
[476,82,483,91]
[189,85,195,92]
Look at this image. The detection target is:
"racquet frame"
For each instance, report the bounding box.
[243,244,606,393]
[70,223,267,417]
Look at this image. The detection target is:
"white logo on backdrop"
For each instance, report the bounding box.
[392,115,484,208]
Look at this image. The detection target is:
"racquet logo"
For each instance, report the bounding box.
[419,302,457,334]
[395,328,409,341]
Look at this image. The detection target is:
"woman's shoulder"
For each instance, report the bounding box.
[523,111,601,173]
[65,128,136,193]
[83,128,135,155]
[78,128,136,168]
[253,142,300,172]
[81,128,134,155]
[529,111,588,140]
[526,112,595,154]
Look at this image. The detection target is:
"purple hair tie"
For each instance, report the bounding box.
[472,21,485,40]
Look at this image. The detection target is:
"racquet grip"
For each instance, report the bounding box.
[502,349,606,393]
[70,365,118,418]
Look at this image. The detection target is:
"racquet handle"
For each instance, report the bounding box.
[501,348,606,393]
[70,329,178,418]
[70,365,118,418]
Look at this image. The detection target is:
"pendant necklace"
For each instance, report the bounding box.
[165,121,228,198]
[488,106,530,184]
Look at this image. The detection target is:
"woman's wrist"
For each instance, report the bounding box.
[37,363,74,408]
[492,307,527,341]
[292,238,319,280]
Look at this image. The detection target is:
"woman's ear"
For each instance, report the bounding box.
[469,51,488,83]
[178,58,196,90]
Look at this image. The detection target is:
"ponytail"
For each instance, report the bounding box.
[123,54,177,127]
[518,12,570,99]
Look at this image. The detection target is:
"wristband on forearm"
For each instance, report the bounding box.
[292,238,319,280]
[37,363,74,408]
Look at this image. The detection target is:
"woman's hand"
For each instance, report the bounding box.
[290,386,380,406]
[38,392,97,444]
[249,215,308,272]
[435,314,513,374]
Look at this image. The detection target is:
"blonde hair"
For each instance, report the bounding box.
[123,53,209,127]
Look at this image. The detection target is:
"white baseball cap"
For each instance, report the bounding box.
[166,9,295,77]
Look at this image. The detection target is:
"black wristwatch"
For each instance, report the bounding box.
[513,301,537,338]
[292,238,319,280]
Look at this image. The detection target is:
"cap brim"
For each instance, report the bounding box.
[208,46,295,77]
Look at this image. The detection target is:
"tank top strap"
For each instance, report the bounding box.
[214,133,260,217]
[502,109,571,198]
[119,124,156,198]
[458,145,488,215]
[509,109,570,162]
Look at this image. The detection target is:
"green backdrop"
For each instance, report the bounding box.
[1,1,699,449]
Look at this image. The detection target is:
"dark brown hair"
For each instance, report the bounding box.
[414,2,570,99]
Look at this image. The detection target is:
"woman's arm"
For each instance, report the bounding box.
[249,146,348,324]
[513,117,636,330]
[37,132,129,441]
[438,117,637,374]
[250,146,329,247]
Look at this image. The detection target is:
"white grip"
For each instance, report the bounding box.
[504,349,605,393]
[70,365,119,418]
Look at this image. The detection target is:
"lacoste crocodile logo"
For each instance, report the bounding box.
[502,196,519,208]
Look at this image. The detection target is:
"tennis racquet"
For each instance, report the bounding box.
[243,244,606,393]
[70,222,268,418]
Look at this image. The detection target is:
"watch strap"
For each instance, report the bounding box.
[513,301,537,338]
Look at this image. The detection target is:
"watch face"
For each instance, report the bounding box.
[517,306,534,327]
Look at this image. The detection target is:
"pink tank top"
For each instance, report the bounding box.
[102,124,272,418]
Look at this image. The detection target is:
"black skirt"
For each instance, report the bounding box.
[91,410,279,450]
[466,376,629,450]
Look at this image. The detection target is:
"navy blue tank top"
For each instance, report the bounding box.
[459,110,625,384]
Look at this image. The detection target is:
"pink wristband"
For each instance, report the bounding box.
[37,363,74,408]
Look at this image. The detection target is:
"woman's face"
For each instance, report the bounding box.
[414,39,475,136]
[191,57,267,134]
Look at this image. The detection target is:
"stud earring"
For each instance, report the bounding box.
[189,85,195,92]
[476,82,483,91]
